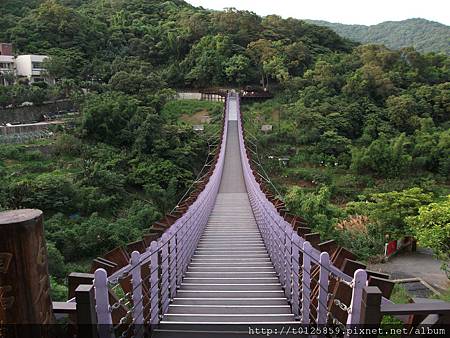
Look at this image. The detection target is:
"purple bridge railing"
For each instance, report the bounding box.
[92,93,382,337]
[93,97,230,337]
[236,95,368,328]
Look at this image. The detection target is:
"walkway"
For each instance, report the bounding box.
[156,96,294,334]
[369,248,450,292]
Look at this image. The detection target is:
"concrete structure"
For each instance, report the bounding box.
[0,44,14,86]
[0,43,53,86]
[0,43,13,56]
[15,55,53,84]
[0,44,53,86]
[261,124,273,132]
[0,55,15,86]
[177,92,202,100]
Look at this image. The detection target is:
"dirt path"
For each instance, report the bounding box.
[180,110,210,124]
[368,248,450,291]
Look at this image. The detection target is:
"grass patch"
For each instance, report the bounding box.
[390,284,411,304]
[161,99,223,122]
[432,288,450,302]
[380,284,410,328]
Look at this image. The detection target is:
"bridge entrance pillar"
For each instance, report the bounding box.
[0,209,54,326]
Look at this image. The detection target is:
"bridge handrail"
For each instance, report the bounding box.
[236,95,368,327]
[92,95,230,335]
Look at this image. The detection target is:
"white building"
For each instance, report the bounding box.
[0,55,15,86]
[15,55,53,84]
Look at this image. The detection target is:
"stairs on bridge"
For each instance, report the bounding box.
[155,98,295,336]
[161,193,294,325]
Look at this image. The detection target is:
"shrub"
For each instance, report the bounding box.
[347,188,433,238]
[407,197,450,275]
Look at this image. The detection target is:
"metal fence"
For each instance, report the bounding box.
[0,129,54,144]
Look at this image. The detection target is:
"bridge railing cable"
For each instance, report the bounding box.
[241,123,284,200]
[92,95,231,338]
[236,95,368,330]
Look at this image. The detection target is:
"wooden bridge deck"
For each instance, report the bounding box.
[156,97,294,334]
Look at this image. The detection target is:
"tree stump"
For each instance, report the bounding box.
[0,209,54,325]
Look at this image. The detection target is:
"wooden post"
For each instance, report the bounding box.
[75,284,98,338]
[68,272,94,299]
[361,286,382,331]
[66,272,94,336]
[0,209,54,324]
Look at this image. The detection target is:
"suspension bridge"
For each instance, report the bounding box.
[1,92,449,338]
[91,93,372,336]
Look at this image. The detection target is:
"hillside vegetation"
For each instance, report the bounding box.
[308,18,450,55]
[0,0,449,295]
[243,44,449,267]
[0,0,355,299]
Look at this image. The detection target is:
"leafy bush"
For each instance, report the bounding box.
[286,186,345,237]
[80,92,140,146]
[351,134,412,178]
[407,197,450,274]
[347,188,433,238]
[50,276,68,302]
[10,171,77,213]
[47,242,66,279]
[336,222,386,261]
[286,167,331,185]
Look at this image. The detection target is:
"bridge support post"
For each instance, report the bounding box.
[360,286,382,328]
[75,284,98,338]
[0,209,54,325]
[347,269,368,326]
[160,234,170,314]
[284,225,292,301]
[169,229,177,299]
[176,225,184,287]
[317,252,330,324]
[93,268,112,338]
[130,251,144,328]
[149,241,160,326]
[291,234,300,319]
[301,241,312,324]
[274,214,283,278]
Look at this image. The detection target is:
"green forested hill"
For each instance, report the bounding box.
[307,18,450,55]
[0,0,355,295]
[0,0,353,89]
[0,0,449,294]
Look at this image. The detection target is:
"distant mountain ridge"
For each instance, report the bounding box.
[306,18,450,55]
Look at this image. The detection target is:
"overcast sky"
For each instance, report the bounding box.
[186,0,450,26]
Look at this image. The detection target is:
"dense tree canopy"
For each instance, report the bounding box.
[407,198,450,274]
[1,0,449,294]
[2,0,353,90]
[241,35,449,264]
[308,18,450,55]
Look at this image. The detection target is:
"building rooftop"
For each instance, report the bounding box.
[0,55,14,62]
[0,43,13,56]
